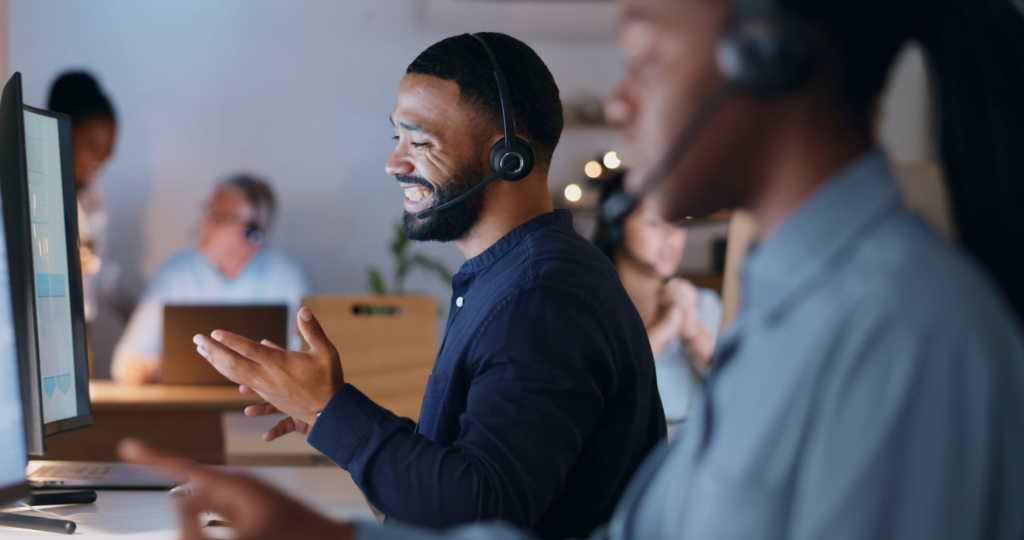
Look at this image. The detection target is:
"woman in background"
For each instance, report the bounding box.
[47,71,118,323]
[594,174,720,427]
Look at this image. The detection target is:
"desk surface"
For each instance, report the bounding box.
[89,381,263,410]
[2,466,374,539]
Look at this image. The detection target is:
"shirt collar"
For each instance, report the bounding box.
[458,210,574,274]
[741,149,903,319]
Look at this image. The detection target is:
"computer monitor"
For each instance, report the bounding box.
[0,73,91,456]
[0,72,45,455]
[23,103,91,437]
[0,77,30,505]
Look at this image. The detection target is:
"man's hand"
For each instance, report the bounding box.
[118,439,353,540]
[239,340,312,442]
[193,307,344,426]
[123,356,160,385]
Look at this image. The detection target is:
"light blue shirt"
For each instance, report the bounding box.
[654,288,721,426]
[111,247,311,380]
[355,150,1024,540]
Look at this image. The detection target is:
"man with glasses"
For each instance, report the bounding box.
[111,174,310,384]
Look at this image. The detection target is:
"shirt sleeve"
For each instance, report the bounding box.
[695,287,722,341]
[357,521,536,540]
[787,308,1024,540]
[109,263,177,381]
[308,287,614,530]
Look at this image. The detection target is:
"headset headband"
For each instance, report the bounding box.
[471,34,516,148]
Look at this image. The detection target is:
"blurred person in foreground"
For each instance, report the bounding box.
[123,0,1024,537]
[47,71,118,323]
[111,175,311,383]
[594,174,721,429]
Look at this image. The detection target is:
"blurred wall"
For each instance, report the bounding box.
[7,1,935,376]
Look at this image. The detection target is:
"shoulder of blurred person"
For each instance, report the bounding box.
[248,246,312,293]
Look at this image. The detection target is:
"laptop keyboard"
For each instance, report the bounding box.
[31,464,114,479]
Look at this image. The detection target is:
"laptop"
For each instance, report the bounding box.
[162,305,288,385]
[27,461,179,489]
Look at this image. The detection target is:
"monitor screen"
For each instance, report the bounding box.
[23,107,90,430]
[0,72,45,455]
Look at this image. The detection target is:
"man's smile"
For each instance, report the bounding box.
[398,179,435,213]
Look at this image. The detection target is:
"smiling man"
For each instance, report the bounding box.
[191,32,665,539]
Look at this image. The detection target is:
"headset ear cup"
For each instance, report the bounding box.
[246,223,265,246]
[489,136,535,181]
[717,15,817,97]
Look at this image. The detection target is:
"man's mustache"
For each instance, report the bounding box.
[395,174,434,192]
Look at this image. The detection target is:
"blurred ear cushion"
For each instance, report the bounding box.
[716,13,817,97]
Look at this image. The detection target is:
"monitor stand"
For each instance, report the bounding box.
[0,490,96,535]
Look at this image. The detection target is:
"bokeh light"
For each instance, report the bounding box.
[584,161,603,179]
[603,151,621,170]
[564,183,583,202]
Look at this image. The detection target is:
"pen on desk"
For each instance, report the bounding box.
[0,512,77,535]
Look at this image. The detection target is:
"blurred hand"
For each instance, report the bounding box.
[118,439,353,540]
[123,356,160,385]
[194,307,344,426]
[660,278,715,367]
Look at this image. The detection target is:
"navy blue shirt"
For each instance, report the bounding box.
[308,210,665,539]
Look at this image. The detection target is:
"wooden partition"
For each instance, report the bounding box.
[300,295,438,421]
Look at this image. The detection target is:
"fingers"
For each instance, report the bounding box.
[296,307,337,356]
[208,330,275,362]
[193,334,263,387]
[261,339,285,351]
[244,402,281,417]
[118,439,200,480]
[264,417,298,442]
[239,385,255,394]
[173,492,211,540]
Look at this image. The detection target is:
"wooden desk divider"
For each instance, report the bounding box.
[300,295,438,422]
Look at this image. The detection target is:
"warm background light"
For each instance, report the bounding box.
[603,151,621,170]
[584,161,603,178]
[564,183,583,202]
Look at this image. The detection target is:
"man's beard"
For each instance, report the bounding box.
[400,160,485,242]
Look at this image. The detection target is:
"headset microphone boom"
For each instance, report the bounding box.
[601,0,817,225]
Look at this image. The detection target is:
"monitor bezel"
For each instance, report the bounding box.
[21,105,93,438]
[0,72,46,455]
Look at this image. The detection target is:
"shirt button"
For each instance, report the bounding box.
[456,297,464,308]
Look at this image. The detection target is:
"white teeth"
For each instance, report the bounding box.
[404,187,430,202]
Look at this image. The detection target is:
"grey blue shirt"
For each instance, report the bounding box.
[357,150,1024,540]
[654,287,721,425]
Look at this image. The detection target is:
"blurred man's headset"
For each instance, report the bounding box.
[224,175,275,247]
[417,34,536,219]
[600,0,817,225]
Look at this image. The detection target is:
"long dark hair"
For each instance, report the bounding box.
[779,0,1024,321]
[593,172,628,262]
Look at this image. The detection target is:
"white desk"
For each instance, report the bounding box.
[2,466,374,538]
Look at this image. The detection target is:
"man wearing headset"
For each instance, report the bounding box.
[111,174,311,384]
[187,33,665,539]
[126,0,1024,538]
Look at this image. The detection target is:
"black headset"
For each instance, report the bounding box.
[601,0,816,225]
[225,176,273,247]
[416,34,536,220]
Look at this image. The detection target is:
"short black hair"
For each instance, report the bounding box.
[46,71,116,126]
[406,33,563,169]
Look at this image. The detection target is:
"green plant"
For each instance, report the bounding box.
[367,222,454,295]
